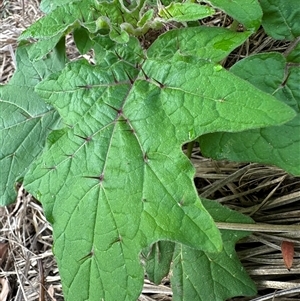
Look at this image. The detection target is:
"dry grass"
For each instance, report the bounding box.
[1,1,300,301]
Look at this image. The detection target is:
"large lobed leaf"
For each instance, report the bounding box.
[0,41,65,206]
[199,52,300,176]
[23,28,295,300]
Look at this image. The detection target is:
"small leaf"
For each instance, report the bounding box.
[205,0,262,31]
[137,10,154,27]
[158,3,215,22]
[73,27,93,54]
[281,241,294,270]
[143,241,175,284]
[260,0,300,40]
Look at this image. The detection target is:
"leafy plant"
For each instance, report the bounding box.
[0,0,299,300]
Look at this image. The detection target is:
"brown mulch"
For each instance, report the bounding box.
[1,1,300,301]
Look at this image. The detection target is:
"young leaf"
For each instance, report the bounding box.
[260,0,300,40]
[0,41,65,206]
[23,29,295,300]
[73,27,93,54]
[171,199,257,301]
[204,0,262,31]
[19,0,144,59]
[199,53,300,176]
[142,241,175,284]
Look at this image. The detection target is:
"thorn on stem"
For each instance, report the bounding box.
[79,249,94,262]
[111,70,119,83]
[141,68,150,80]
[105,103,123,116]
[114,50,122,60]
[110,235,123,247]
[65,123,74,128]
[152,78,165,88]
[44,166,57,170]
[124,70,134,84]
[77,85,93,90]
[84,174,104,182]
[74,134,93,142]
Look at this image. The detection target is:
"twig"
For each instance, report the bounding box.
[216,222,300,233]
[250,286,300,301]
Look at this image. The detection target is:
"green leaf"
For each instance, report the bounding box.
[171,199,257,301]
[0,40,65,206]
[19,0,144,57]
[73,27,93,54]
[94,36,144,67]
[27,33,63,61]
[147,27,251,62]
[143,241,175,284]
[158,2,215,22]
[40,0,77,14]
[199,53,300,176]
[23,29,295,301]
[145,200,257,299]
[260,0,300,40]
[204,0,262,31]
